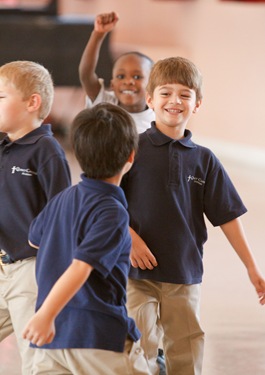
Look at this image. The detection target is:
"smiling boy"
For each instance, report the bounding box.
[121,56,265,375]
[79,11,155,134]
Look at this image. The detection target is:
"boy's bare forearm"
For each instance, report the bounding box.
[220,218,257,269]
[221,218,265,304]
[79,30,106,99]
[79,12,119,100]
[22,260,94,346]
[40,259,93,319]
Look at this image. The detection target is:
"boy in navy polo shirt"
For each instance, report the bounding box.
[23,103,150,375]
[80,13,166,372]
[121,57,265,375]
[0,60,71,374]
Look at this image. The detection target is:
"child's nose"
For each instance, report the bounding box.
[170,95,182,104]
[125,77,135,85]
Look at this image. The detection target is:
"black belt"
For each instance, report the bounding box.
[0,250,15,266]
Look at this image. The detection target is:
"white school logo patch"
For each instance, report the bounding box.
[187,175,205,186]
[11,166,37,177]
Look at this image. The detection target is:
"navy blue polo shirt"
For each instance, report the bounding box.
[0,125,71,260]
[29,175,140,351]
[122,123,247,284]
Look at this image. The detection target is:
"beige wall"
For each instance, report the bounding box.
[60,0,265,164]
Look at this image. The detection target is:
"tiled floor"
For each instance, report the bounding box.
[1,151,265,375]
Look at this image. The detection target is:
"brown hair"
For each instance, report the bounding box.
[146,57,203,101]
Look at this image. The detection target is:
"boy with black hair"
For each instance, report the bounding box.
[79,13,167,372]
[23,103,150,375]
[79,11,155,134]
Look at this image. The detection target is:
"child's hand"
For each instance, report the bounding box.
[22,310,55,347]
[130,228,158,270]
[94,12,119,34]
[248,267,265,305]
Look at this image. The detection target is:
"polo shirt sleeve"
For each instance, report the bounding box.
[203,159,247,226]
[73,200,130,278]
[37,154,71,201]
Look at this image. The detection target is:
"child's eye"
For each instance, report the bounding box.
[160,92,169,97]
[133,75,142,80]
[116,74,125,80]
[181,95,192,99]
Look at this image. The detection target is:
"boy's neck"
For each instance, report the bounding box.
[8,122,42,142]
[104,174,123,187]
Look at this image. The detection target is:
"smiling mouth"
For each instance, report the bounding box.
[166,108,182,113]
[121,90,137,95]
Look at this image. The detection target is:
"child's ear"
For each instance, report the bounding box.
[193,99,202,113]
[146,92,154,109]
[122,150,135,175]
[127,150,135,164]
[27,93,42,113]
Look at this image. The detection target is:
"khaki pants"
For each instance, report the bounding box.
[127,279,205,375]
[32,339,151,375]
[0,258,37,375]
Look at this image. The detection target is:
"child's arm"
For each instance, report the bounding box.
[220,217,265,305]
[129,227,158,270]
[79,11,119,101]
[28,240,39,250]
[22,259,93,347]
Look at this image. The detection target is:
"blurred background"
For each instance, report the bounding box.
[1,0,265,163]
[0,1,265,374]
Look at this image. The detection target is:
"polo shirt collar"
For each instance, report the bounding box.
[80,174,128,208]
[146,121,196,149]
[0,124,52,146]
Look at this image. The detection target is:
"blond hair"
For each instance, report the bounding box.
[146,57,203,101]
[0,60,54,120]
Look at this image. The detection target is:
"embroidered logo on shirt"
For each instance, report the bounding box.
[187,175,205,186]
[11,166,37,176]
